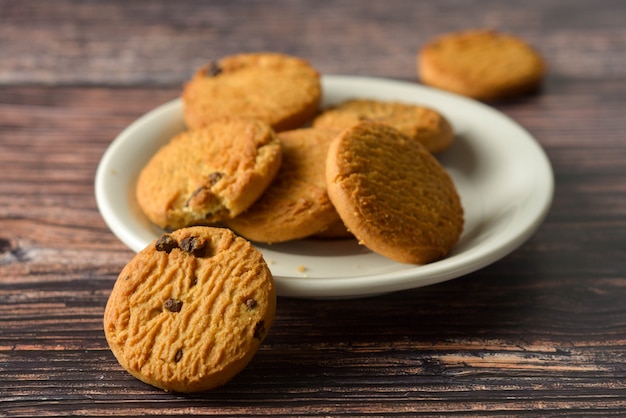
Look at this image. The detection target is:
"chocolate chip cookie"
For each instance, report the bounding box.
[103,226,276,393]
[136,118,282,230]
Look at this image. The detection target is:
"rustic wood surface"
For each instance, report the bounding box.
[2,0,626,416]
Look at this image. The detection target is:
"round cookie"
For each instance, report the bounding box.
[182,52,322,132]
[418,29,545,101]
[313,99,454,154]
[136,118,282,230]
[226,128,342,243]
[326,121,464,264]
[103,226,276,393]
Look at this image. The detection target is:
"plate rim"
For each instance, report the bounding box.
[95,74,554,299]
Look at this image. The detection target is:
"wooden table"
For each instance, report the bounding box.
[2,0,626,415]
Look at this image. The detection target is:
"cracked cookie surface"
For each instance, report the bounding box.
[103,226,276,393]
[136,118,282,230]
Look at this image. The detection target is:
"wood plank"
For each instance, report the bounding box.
[2,0,626,413]
[1,0,626,85]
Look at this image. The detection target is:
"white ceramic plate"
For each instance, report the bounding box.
[95,75,553,299]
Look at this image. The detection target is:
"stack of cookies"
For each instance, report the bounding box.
[136,51,464,266]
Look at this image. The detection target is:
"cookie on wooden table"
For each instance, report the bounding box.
[313,99,454,154]
[226,128,342,243]
[326,121,464,264]
[103,226,276,393]
[418,29,545,101]
[183,52,322,131]
[136,118,282,230]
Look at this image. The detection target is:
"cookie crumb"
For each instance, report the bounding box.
[297,265,307,273]
[164,298,183,313]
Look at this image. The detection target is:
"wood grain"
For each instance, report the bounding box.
[2,0,626,85]
[2,0,626,415]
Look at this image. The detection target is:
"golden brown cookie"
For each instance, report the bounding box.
[103,226,276,393]
[418,29,545,101]
[182,52,322,131]
[136,118,282,230]
[326,121,464,264]
[226,128,342,243]
[313,99,454,154]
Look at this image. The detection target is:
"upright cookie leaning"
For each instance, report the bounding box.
[103,226,276,393]
[182,52,322,132]
[418,29,545,101]
[326,121,464,264]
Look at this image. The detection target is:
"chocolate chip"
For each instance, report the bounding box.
[155,234,178,253]
[245,298,257,310]
[185,186,207,207]
[180,236,206,256]
[164,298,183,313]
[205,61,222,77]
[253,320,265,340]
[174,349,183,362]
[207,171,224,186]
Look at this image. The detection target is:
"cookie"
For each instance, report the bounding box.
[326,121,464,264]
[226,128,342,243]
[136,118,282,230]
[418,29,545,101]
[103,226,276,393]
[182,52,322,131]
[313,99,454,154]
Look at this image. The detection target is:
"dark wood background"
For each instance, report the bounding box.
[2,0,626,415]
